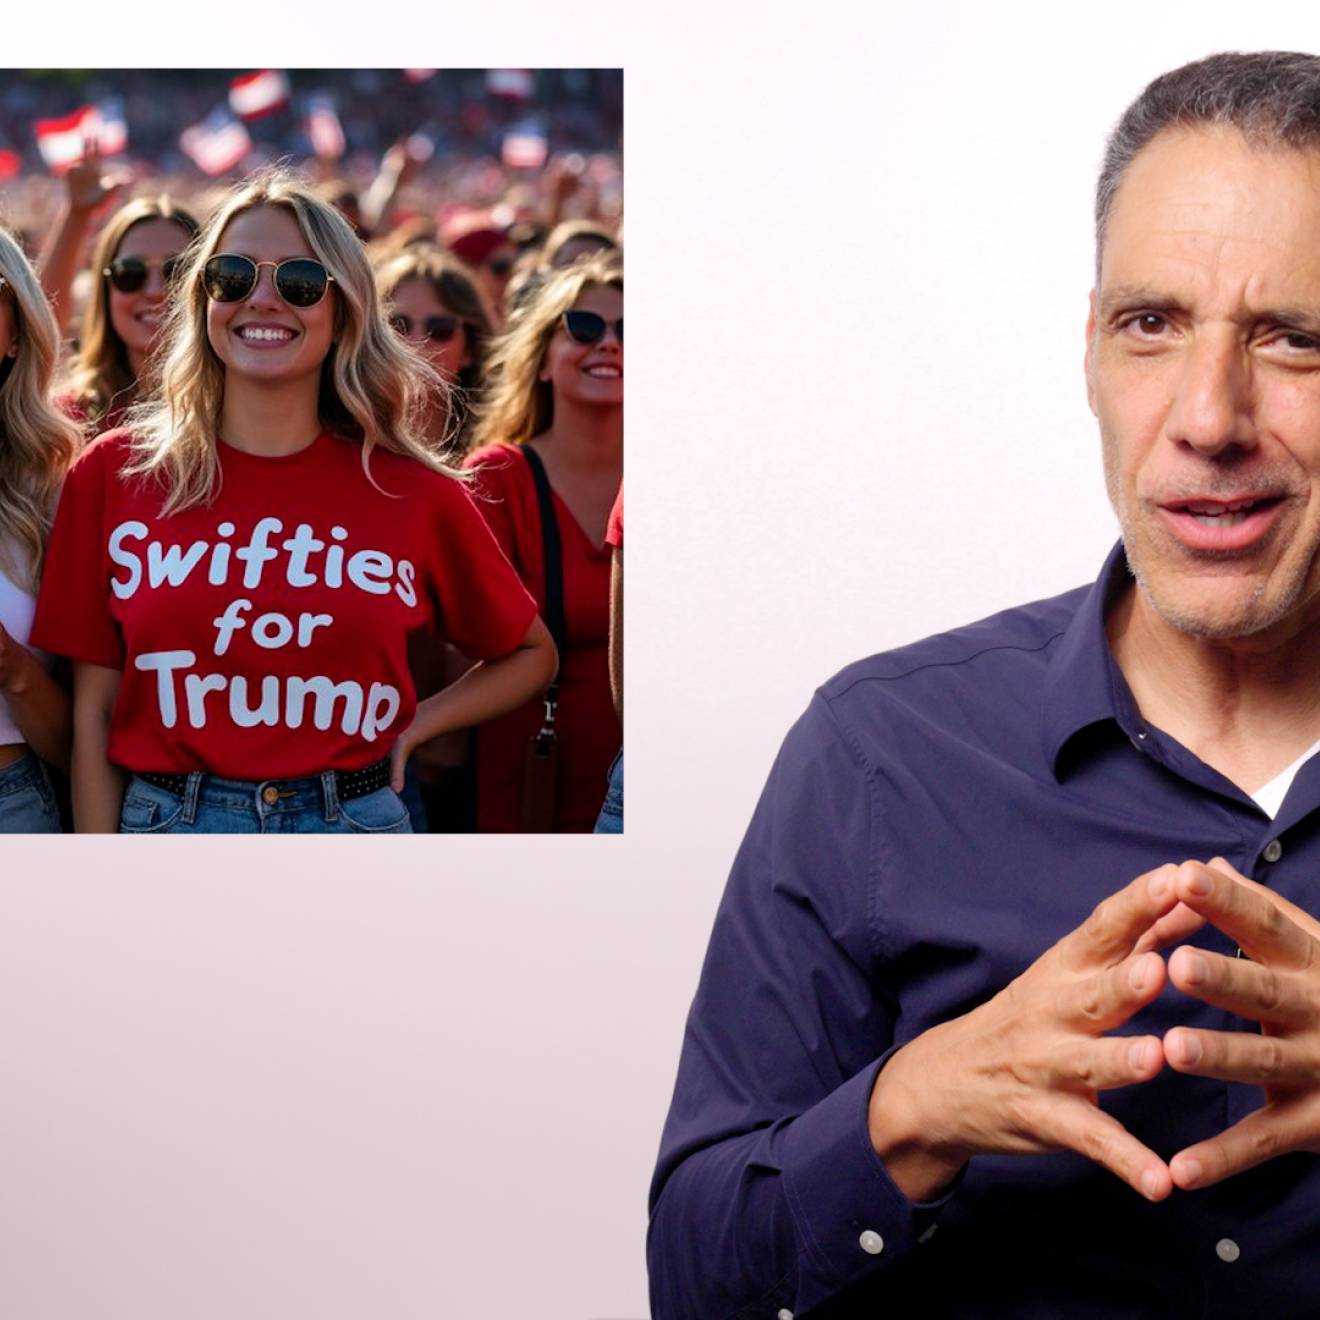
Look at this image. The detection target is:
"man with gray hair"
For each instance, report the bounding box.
[650,51,1320,1318]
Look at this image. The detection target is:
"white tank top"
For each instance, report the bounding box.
[0,540,51,746]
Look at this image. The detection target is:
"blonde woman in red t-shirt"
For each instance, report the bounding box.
[0,227,82,832]
[33,171,556,834]
[464,254,622,832]
[53,194,201,435]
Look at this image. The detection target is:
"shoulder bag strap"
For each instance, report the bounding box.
[521,445,566,709]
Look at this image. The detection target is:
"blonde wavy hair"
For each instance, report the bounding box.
[0,226,82,590]
[125,169,459,514]
[470,253,622,452]
[63,195,200,427]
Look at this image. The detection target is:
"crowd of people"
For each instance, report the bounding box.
[0,87,623,836]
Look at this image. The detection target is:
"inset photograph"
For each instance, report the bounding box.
[0,68,623,834]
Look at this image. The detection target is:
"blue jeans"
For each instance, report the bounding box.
[118,771,414,835]
[593,750,623,834]
[0,752,62,833]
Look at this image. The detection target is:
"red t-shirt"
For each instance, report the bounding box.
[464,443,621,832]
[606,483,623,550]
[32,429,537,778]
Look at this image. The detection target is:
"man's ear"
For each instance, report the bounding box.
[1083,289,1098,417]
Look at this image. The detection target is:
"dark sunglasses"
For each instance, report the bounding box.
[105,255,184,293]
[390,313,462,343]
[562,310,623,346]
[202,253,335,308]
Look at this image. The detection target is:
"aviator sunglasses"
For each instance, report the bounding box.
[202,253,335,308]
[105,255,184,293]
[390,313,462,343]
[561,309,623,346]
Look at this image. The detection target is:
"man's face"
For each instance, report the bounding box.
[1086,124,1320,643]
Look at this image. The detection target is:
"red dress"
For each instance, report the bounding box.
[464,442,621,832]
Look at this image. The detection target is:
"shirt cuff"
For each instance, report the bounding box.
[779,1048,963,1306]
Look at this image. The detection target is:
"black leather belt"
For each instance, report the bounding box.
[134,758,392,802]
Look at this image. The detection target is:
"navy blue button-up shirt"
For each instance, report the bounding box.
[649,544,1320,1319]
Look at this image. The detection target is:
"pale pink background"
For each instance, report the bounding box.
[7,4,1320,1317]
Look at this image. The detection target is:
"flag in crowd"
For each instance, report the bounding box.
[34,101,128,174]
[502,122,548,170]
[180,107,251,176]
[486,69,535,101]
[305,95,345,161]
[229,70,291,121]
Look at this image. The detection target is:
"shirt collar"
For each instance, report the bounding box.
[1042,540,1146,779]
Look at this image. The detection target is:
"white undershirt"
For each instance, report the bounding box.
[0,540,50,747]
[1250,736,1320,819]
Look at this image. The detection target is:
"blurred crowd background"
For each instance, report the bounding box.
[0,68,622,316]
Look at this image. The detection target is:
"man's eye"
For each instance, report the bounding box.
[1125,313,1168,335]
[1281,332,1320,352]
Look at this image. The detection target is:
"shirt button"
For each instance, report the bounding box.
[261,785,280,805]
[777,1310,794,1320]
[858,1229,884,1255]
[1215,1238,1240,1263]
[1263,839,1283,863]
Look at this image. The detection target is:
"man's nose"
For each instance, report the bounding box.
[1165,330,1257,457]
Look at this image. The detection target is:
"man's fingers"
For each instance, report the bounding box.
[1046,1097,1173,1201]
[1168,946,1312,1028]
[1206,857,1320,944]
[1046,1033,1165,1091]
[1170,1102,1310,1190]
[1061,865,1181,971]
[1059,952,1166,1031]
[1176,862,1314,969]
[1134,901,1206,954]
[1164,1025,1313,1085]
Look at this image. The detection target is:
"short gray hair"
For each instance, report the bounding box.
[1095,51,1320,275]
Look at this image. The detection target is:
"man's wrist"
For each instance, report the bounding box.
[867,1044,966,1201]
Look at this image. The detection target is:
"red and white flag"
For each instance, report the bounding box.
[305,95,345,160]
[35,105,96,172]
[486,69,534,101]
[502,124,547,170]
[181,107,251,176]
[229,70,291,121]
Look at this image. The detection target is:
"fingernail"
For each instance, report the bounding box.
[1148,870,1169,900]
[1141,1169,1160,1199]
[1187,869,1212,897]
[1178,1157,1202,1188]
[1182,952,1207,986]
[1129,955,1152,992]
[1129,1039,1153,1071]
[1173,1032,1202,1065]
